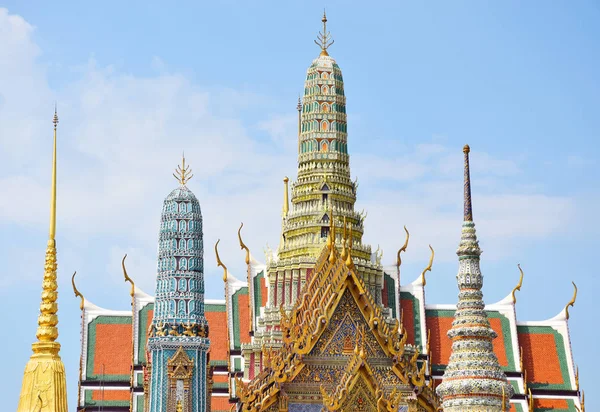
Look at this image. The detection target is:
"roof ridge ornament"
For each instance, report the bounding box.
[512,264,525,304]
[71,271,84,310]
[314,10,334,56]
[122,254,135,297]
[565,281,578,320]
[173,151,193,185]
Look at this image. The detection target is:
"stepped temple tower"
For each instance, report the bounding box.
[70,13,584,412]
[17,109,69,412]
[146,157,210,412]
[436,145,514,411]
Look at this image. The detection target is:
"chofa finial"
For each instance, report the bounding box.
[173,152,193,185]
[512,264,524,304]
[314,10,334,56]
[71,271,84,310]
[215,239,228,283]
[565,281,578,320]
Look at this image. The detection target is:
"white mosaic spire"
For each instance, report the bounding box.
[436,145,513,411]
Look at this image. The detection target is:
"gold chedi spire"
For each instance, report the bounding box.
[17,107,68,412]
[174,151,193,185]
[315,10,334,56]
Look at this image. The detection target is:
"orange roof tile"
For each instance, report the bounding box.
[237,293,251,345]
[211,396,232,411]
[94,323,132,375]
[400,298,415,345]
[428,312,510,368]
[206,310,228,361]
[91,389,130,401]
[519,332,564,385]
[428,316,453,366]
[213,374,229,384]
[534,398,569,409]
[260,277,268,307]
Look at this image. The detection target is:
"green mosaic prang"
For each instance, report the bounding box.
[427,309,515,371]
[86,315,132,381]
[234,357,242,372]
[137,303,154,364]
[400,291,422,349]
[84,389,130,408]
[517,325,571,390]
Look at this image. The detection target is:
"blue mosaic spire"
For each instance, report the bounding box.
[147,156,209,412]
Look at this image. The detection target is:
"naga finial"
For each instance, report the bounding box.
[122,254,135,297]
[396,226,409,268]
[173,152,193,185]
[215,239,228,282]
[71,271,84,310]
[565,281,578,320]
[512,264,524,304]
[238,222,250,265]
[420,245,434,286]
[314,10,334,56]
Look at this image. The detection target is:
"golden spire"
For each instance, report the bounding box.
[283,177,289,217]
[173,152,193,185]
[314,10,334,56]
[17,107,68,412]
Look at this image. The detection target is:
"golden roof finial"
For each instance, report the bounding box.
[420,245,434,286]
[396,226,409,268]
[17,107,68,412]
[565,281,578,320]
[173,152,193,185]
[122,254,135,297]
[314,10,334,56]
[215,239,228,282]
[238,222,250,265]
[502,386,506,412]
[512,264,524,304]
[71,271,84,311]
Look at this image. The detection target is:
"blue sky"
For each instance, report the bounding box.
[1,1,598,409]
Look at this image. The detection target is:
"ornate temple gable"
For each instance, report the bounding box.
[235,235,440,411]
[309,290,386,358]
[279,243,406,361]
